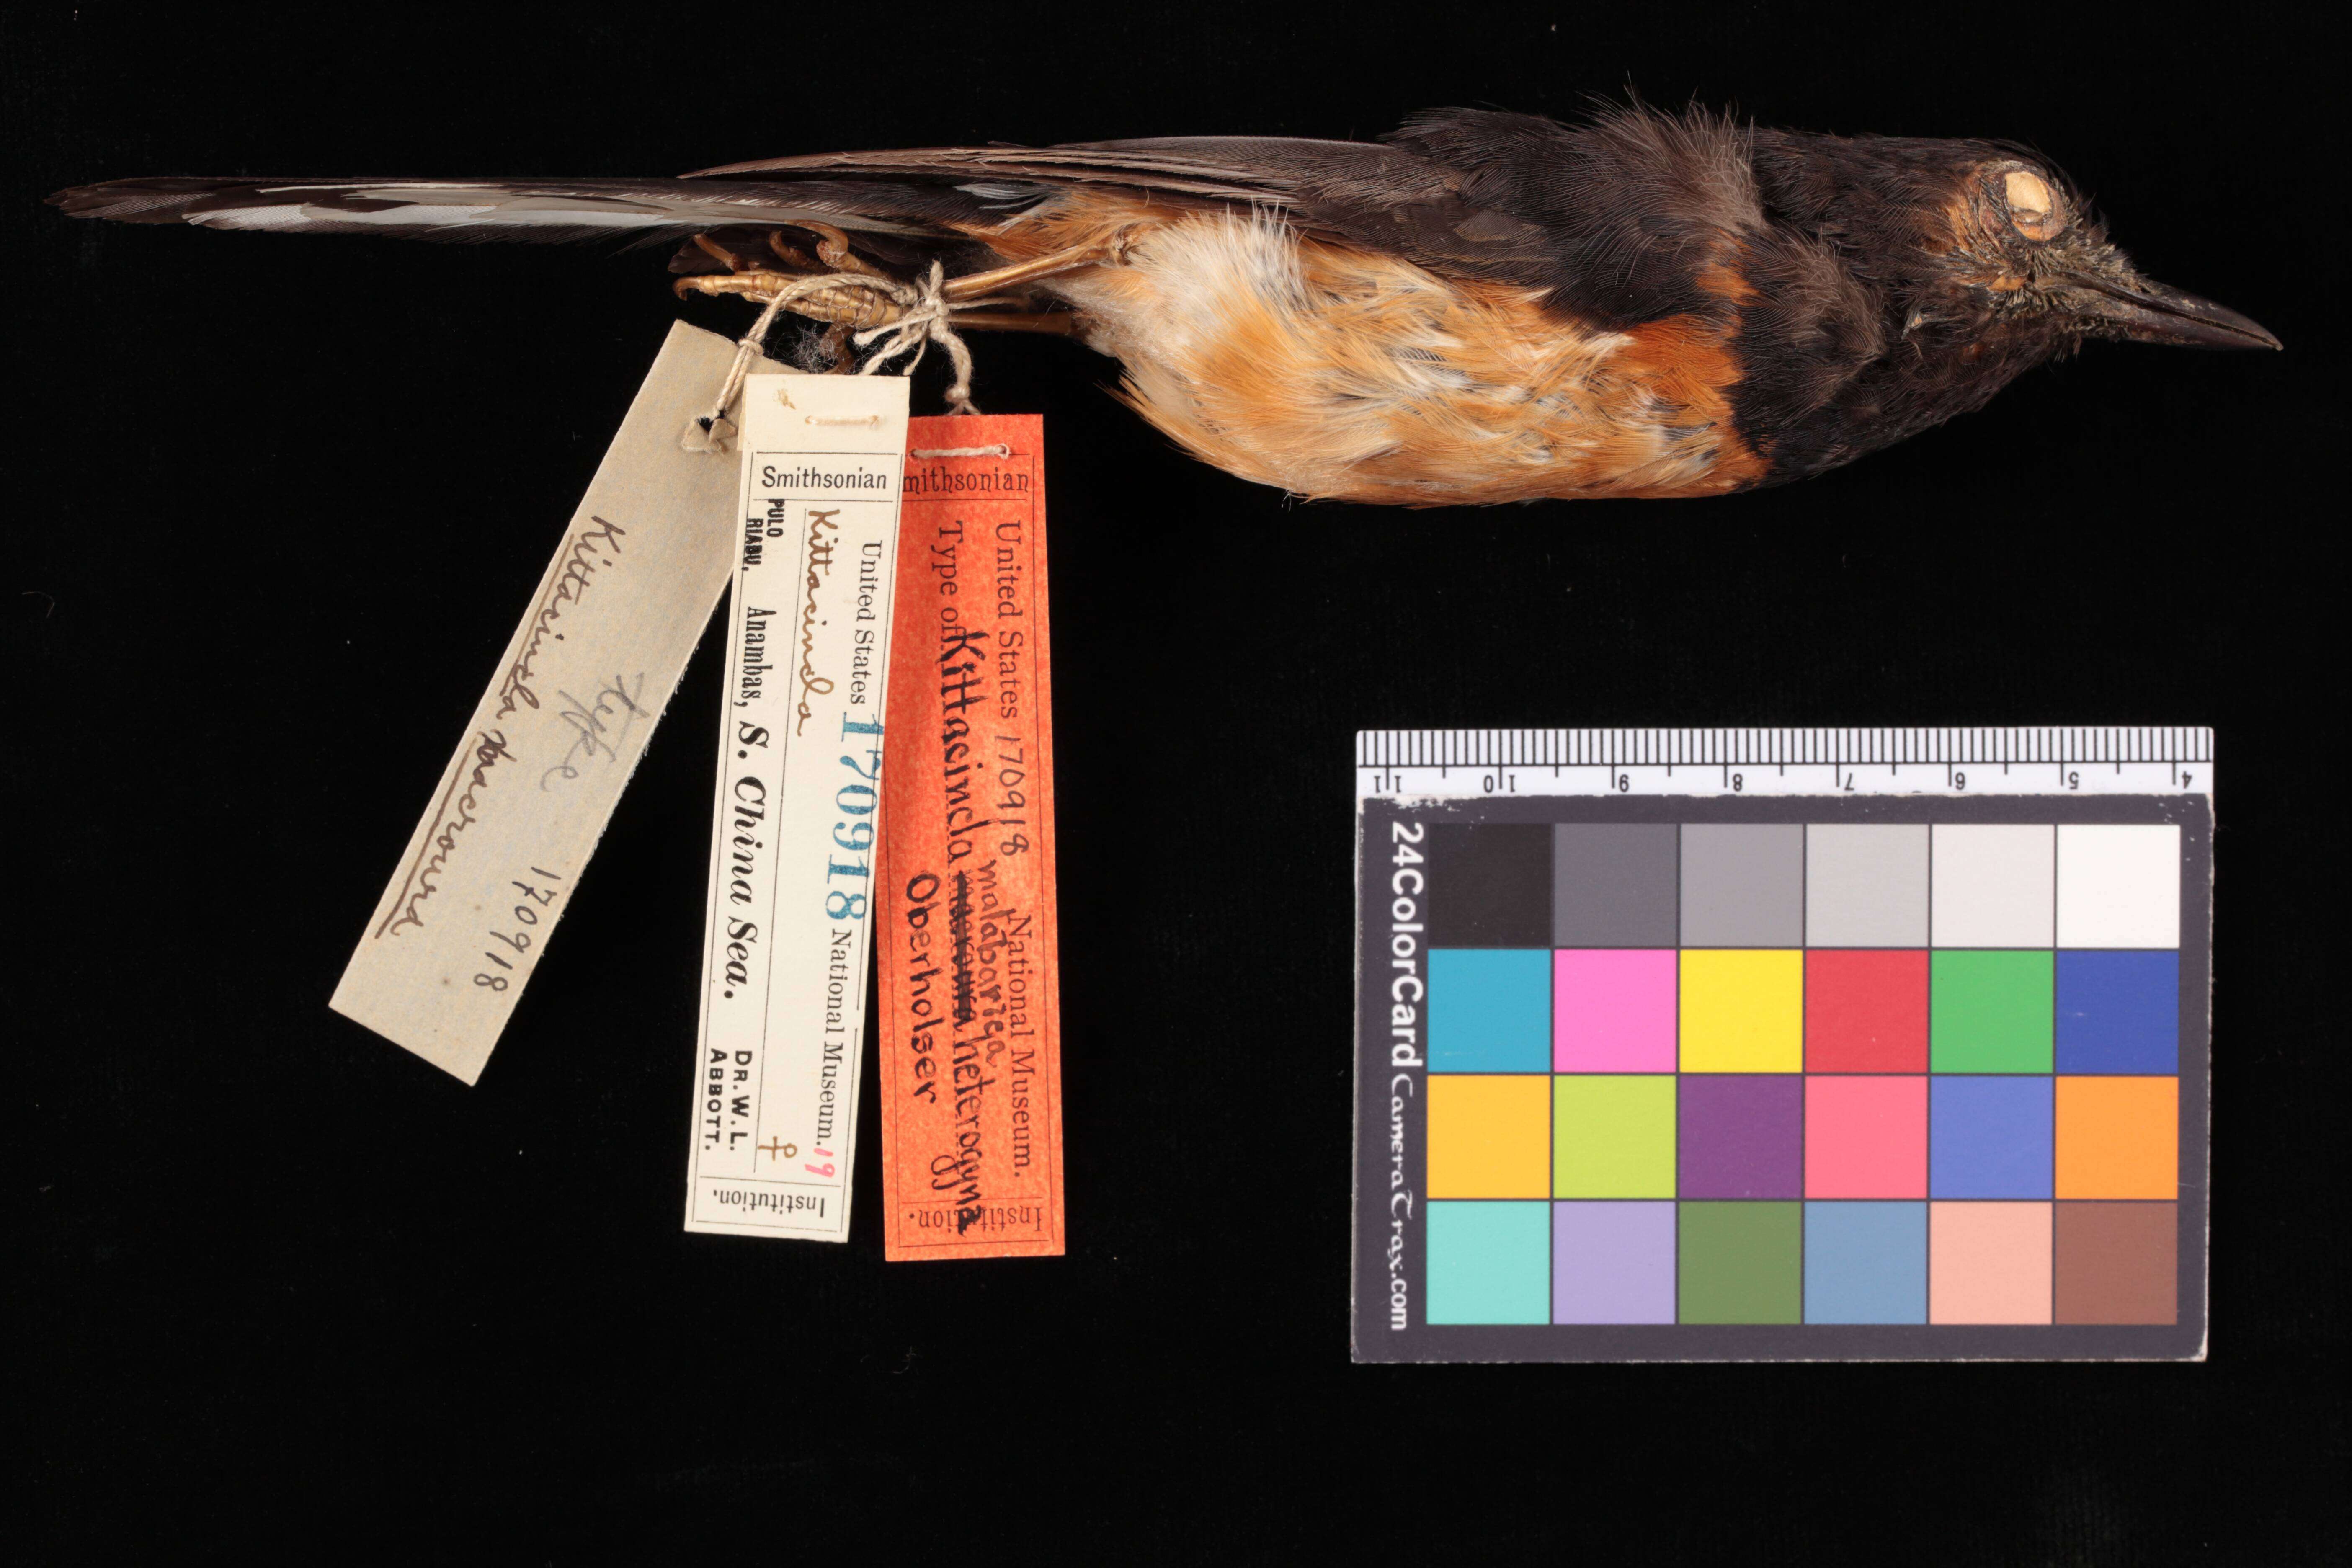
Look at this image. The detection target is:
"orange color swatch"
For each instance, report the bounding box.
[2056,1076,2179,1199]
[875,416,1065,1259]
[1428,1076,1553,1198]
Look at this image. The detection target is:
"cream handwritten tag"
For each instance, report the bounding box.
[332,322,786,1083]
[684,373,910,1240]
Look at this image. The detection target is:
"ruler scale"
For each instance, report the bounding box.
[1358,727,2214,801]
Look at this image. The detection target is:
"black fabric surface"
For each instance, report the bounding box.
[9,2,2344,1558]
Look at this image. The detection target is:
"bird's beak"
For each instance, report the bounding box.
[2064,269,2282,350]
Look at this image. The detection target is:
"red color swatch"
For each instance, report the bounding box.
[1805,950,1928,1072]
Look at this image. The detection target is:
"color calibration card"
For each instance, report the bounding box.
[1353,730,2211,1362]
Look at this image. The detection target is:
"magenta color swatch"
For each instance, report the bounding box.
[1553,949,1678,1071]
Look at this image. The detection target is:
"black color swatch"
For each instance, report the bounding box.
[1428,823,1553,946]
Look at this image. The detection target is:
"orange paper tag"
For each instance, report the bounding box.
[875,415,1066,1260]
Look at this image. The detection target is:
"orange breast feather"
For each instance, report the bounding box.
[1001,201,1765,504]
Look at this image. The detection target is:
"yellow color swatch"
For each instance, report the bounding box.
[2056,1076,2178,1199]
[1679,950,1804,1072]
[1427,1075,1551,1198]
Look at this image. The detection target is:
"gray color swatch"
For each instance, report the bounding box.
[1806,824,1929,946]
[1681,824,1805,946]
[1553,824,1680,946]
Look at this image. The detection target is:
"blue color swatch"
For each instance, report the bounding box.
[1427,1202,1550,1324]
[2057,950,2179,1073]
[1805,1202,1929,1323]
[1429,949,1551,1072]
[1931,1077,2054,1198]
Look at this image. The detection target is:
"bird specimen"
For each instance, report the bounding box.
[53,104,2279,505]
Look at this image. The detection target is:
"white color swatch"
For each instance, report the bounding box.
[1930,824,2055,947]
[2057,825,2182,948]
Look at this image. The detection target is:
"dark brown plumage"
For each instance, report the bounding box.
[51,105,2279,504]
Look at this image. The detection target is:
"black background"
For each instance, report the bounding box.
[9,1,2344,1558]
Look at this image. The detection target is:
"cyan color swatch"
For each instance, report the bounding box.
[1931,1077,2055,1199]
[1426,1202,1550,1324]
[1805,1202,1929,1323]
[1429,949,1552,1072]
[2057,950,2179,1073]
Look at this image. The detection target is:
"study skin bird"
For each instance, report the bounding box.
[52,105,2279,505]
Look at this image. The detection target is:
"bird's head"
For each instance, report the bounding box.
[1907,153,2279,353]
[1734,126,2280,479]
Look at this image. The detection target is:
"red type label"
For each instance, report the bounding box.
[875,415,1065,1260]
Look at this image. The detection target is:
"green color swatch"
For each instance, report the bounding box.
[1932,950,2055,1073]
[1553,1076,1676,1197]
[1678,1202,1803,1323]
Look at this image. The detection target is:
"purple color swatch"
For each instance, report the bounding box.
[1552,1202,1676,1323]
[1678,1076,1805,1198]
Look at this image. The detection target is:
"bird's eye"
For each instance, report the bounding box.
[2002,170,2063,241]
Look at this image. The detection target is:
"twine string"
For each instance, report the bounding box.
[910,444,1013,459]
[683,263,994,452]
[851,262,985,417]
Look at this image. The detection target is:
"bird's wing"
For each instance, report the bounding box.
[46,175,1000,242]
[685,137,1421,205]
[696,108,1769,329]
[54,108,1768,329]
[689,136,1495,270]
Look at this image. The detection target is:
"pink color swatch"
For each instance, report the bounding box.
[1554,949,1677,1072]
[1805,1076,1928,1197]
[1929,1202,2055,1323]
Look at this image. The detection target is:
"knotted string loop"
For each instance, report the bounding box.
[683,264,993,452]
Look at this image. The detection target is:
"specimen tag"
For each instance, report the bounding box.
[875,417,1067,1260]
[331,322,781,1084]
[684,372,911,1239]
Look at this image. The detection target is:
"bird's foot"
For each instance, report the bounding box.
[672,266,907,329]
[672,225,905,328]
[672,223,1088,337]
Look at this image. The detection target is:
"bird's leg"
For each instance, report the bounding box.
[941,310,1081,336]
[673,221,1096,335]
[941,235,1130,301]
[773,220,1088,330]
[815,320,855,372]
[924,234,1129,332]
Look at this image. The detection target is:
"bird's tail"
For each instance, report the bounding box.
[46,173,1022,247]
[47,138,1326,247]
[48,150,1320,329]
